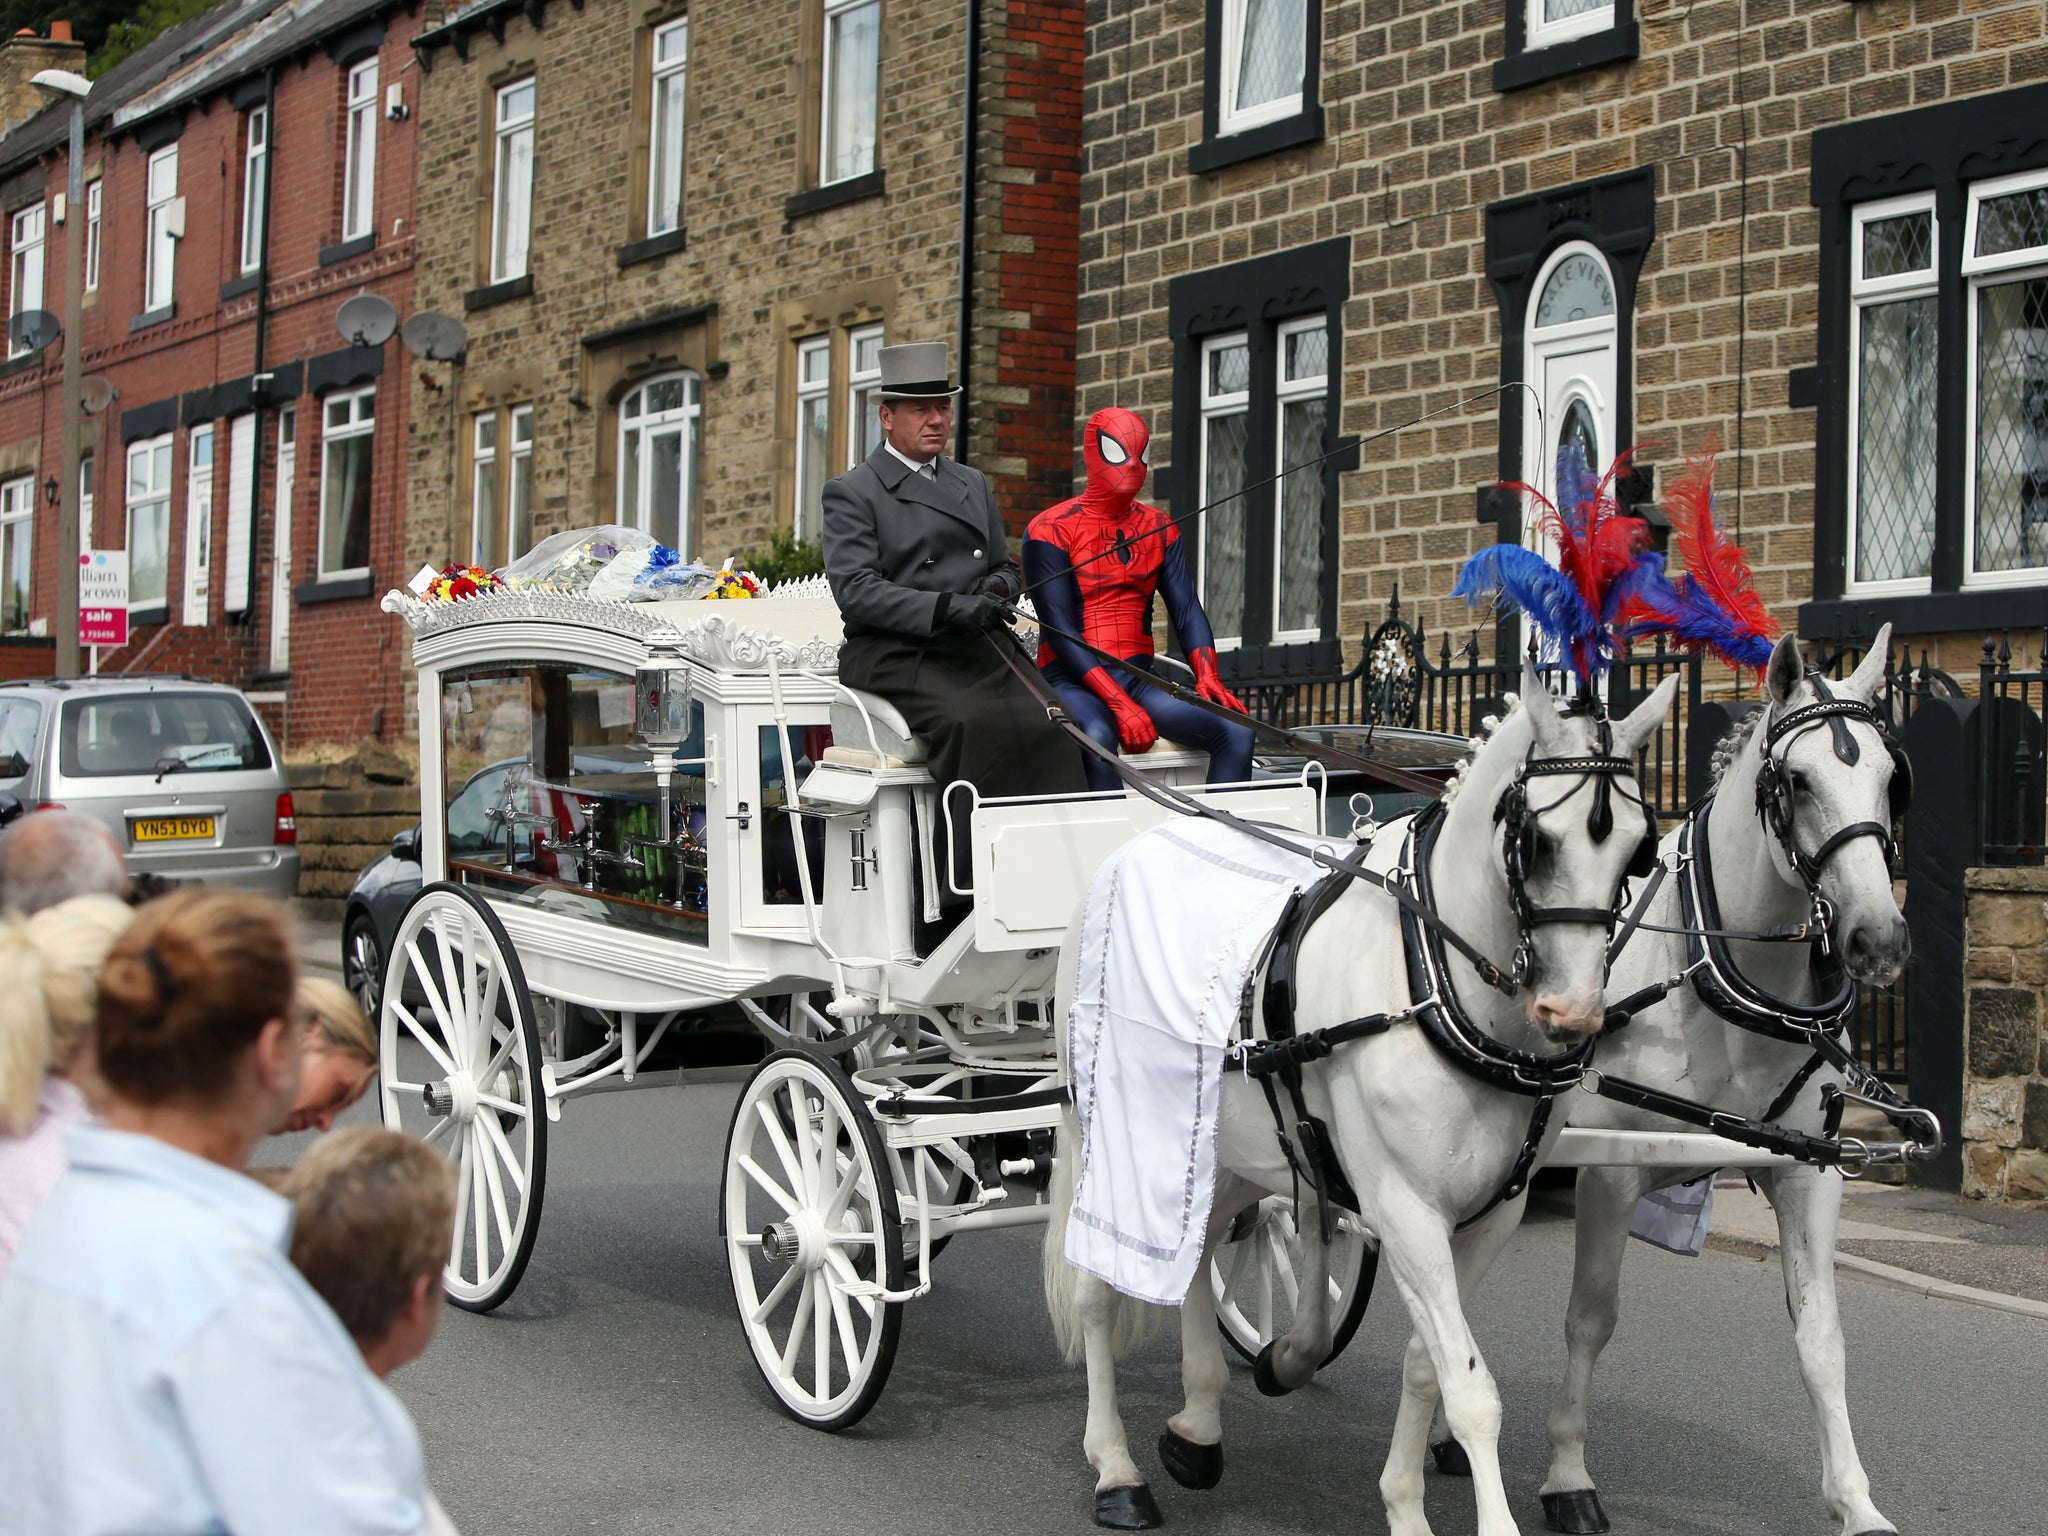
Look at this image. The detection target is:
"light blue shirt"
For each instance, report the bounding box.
[0,1125,432,1536]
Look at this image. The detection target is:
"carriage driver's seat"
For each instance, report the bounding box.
[823,691,929,770]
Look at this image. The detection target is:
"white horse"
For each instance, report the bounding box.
[1413,629,1917,1536]
[1044,659,1679,1535]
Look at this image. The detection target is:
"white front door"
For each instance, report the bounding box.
[269,407,295,671]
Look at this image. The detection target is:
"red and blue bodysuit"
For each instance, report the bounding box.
[1022,407,1255,791]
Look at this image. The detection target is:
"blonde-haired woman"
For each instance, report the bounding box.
[274,976,379,1135]
[0,893,132,1287]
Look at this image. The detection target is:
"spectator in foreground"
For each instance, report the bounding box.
[0,809,129,914]
[0,894,133,1288]
[280,1127,461,1535]
[0,889,433,1536]
[275,976,380,1135]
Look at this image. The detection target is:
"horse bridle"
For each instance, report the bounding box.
[1754,672,1914,889]
[1494,708,1657,985]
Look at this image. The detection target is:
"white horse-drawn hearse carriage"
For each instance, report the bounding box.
[373,577,1395,1428]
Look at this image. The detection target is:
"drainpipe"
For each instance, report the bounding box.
[952,0,981,464]
[247,67,276,632]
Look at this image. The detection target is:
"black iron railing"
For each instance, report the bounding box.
[1976,632,2048,867]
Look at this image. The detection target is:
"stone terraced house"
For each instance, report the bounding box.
[1075,0,2048,686]
[404,0,1086,604]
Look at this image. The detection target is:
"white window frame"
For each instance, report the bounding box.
[794,336,831,543]
[342,59,379,243]
[144,145,178,313]
[470,412,499,568]
[126,433,174,612]
[1218,0,1307,137]
[617,371,701,555]
[1845,192,1939,597]
[317,385,376,580]
[1527,0,1615,55]
[1197,330,1251,650]
[268,407,296,672]
[648,17,688,237]
[78,455,93,557]
[1271,314,1327,644]
[820,0,880,186]
[183,424,214,626]
[240,105,268,273]
[1960,166,2048,590]
[845,323,884,469]
[491,79,536,284]
[1,475,32,634]
[8,203,45,359]
[83,180,100,294]
[508,404,534,562]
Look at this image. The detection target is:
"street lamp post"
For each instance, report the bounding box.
[33,69,88,678]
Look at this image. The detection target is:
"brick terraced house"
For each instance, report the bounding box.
[1076,0,2048,684]
[403,0,1085,632]
[0,0,425,745]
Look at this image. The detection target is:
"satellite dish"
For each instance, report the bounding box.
[80,375,114,415]
[6,309,59,356]
[335,293,398,349]
[400,310,468,363]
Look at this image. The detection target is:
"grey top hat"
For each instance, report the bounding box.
[876,341,962,401]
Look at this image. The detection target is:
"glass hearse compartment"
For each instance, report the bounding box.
[441,661,708,942]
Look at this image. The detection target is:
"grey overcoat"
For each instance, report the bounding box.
[821,447,1019,639]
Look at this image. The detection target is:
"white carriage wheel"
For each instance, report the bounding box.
[377,883,548,1313]
[722,1050,904,1431]
[1211,1195,1377,1366]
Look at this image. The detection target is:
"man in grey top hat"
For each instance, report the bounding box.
[821,342,1086,899]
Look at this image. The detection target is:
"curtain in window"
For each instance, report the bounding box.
[825,0,880,183]
[797,393,830,543]
[1277,395,1324,634]
[1854,296,1937,583]
[1973,275,2048,574]
[1236,0,1306,113]
[131,499,170,608]
[2,518,28,632]
[322,434,374,574]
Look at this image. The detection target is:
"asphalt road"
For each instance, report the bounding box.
[350,1080,2048,1536]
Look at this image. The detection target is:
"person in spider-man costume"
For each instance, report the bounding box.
[1022,407,1255,791]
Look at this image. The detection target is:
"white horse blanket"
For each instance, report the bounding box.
[1065,818,1350,1305]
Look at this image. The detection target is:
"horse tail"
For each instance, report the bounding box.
[1041,1102,1087,1363]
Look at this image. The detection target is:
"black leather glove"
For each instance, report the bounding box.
[939,593,1006,634]
[972,569,1021,604]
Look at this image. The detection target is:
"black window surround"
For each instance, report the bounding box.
[306,344,385,395]
[120,397,179,445]
[220,271,263,302]
[785,170,885,223]
[1482,168,1657,543]
[1188,0,1324,177]
[129,304,176,334]
[1804,81,2048,640]
[617,228,688,268]
[1167,236,1355,682]
[294,575,374,605]
[465,274,533,311]
[1494,3,1638,95]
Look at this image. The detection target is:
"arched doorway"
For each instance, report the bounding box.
[1524,241,1619,530]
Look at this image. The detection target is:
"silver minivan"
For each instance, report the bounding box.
[0,676,300,896]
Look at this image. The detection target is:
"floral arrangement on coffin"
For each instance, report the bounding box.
[706,558,762,600]
[423,564,505,602]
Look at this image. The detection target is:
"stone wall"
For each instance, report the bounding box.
[289,748,419,920]
[1962,865,2048,1202]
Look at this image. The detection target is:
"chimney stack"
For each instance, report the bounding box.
[0,25,88,141]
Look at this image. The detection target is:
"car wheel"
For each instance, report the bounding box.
[343,911,384,1019]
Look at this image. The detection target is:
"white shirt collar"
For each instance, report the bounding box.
[884,441,940,479]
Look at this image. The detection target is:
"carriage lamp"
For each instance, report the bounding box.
[632,630,700,906]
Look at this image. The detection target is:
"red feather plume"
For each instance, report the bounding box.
[1634,447,1780,667]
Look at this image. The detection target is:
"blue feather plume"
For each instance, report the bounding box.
[1621,565,1777,669]
[1452,543,1613,672]
[1555,441,1600,528]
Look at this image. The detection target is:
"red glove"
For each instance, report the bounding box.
[1080,667,1158,754]
[1190,648,1246,713]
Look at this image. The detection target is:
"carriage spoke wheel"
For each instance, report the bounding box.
[377,883,547,1313]
[1211,1195,1377,1367]
[723,1051,903,1430]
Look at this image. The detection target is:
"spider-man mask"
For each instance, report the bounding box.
[1082,408,1149,510]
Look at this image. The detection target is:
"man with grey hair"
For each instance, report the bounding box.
[0,810,130,914]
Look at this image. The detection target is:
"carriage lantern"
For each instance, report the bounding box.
[635,629,695,747]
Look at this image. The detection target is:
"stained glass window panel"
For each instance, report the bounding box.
[1976,189,2048,260]
[1277,396,1324,634]
[1234,0,1305,115]
[1203,412,1248,642]
[1863,211,1933,279]
[1971,276,2048,575]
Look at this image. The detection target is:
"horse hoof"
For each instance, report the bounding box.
[1094,1483,1164,1529]
[1429,1438,1472,1476]
[1540,1488,1611,1534]
[1251,1341,1295,1398]
[1157,1428,1223,1490]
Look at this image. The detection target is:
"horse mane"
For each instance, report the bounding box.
[1440,691,1524,807]
[1709,708,1765,786]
